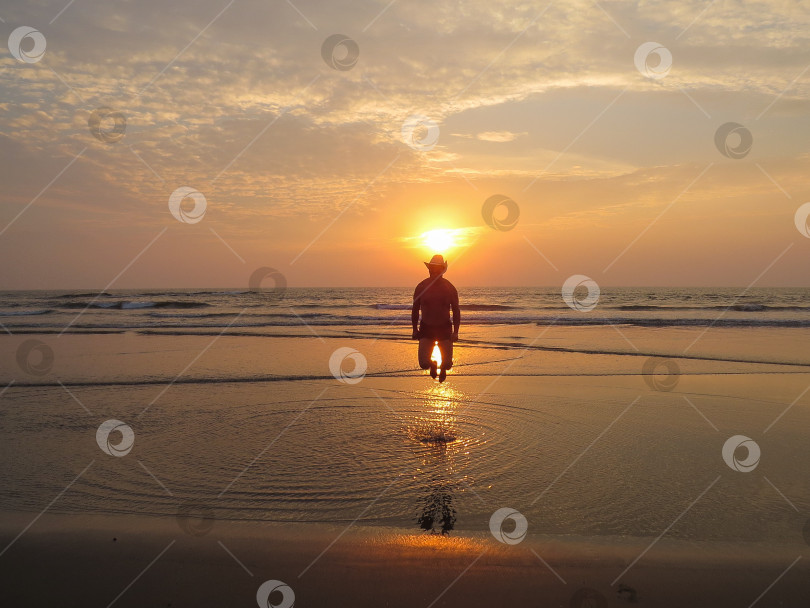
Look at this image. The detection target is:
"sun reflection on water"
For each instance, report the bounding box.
[406,383,478,535]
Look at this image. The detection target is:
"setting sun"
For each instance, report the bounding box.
[421,229,457,253]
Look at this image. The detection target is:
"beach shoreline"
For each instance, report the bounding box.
[1,511,807,607]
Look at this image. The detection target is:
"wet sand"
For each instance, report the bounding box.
[1,511,808,607]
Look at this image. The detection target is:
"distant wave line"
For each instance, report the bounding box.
[5,368,810,391]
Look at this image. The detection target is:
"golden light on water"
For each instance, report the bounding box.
[424,381,463,414]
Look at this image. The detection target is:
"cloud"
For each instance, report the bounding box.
[475,131,526,142]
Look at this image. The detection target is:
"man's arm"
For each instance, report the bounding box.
[411,286,421,339]
[450,285,460,341]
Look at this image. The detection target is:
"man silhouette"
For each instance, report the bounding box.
[411,254,460,382]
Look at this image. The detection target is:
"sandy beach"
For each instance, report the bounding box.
[1,511,808,607]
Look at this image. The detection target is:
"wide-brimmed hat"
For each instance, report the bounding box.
[424,254,448,272]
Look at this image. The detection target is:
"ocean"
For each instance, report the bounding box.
[2,286,810,333]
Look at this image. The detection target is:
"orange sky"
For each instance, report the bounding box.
[1,0,809,288]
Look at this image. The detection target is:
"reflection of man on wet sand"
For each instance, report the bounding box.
[417,485,457,535]
[411,255,460,382]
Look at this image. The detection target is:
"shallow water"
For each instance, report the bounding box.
[1,327,808,549]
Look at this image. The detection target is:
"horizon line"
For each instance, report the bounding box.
[2,285,810,292]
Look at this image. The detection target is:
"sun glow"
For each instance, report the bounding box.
[421,229,457,253]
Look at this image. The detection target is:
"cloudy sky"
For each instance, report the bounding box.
[1,0,809,288]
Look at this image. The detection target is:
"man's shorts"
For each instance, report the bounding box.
[419,321,453,341]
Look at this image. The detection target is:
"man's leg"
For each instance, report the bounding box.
[418,338,434,370]
[437,339,453,381]
[437,339,453,370]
